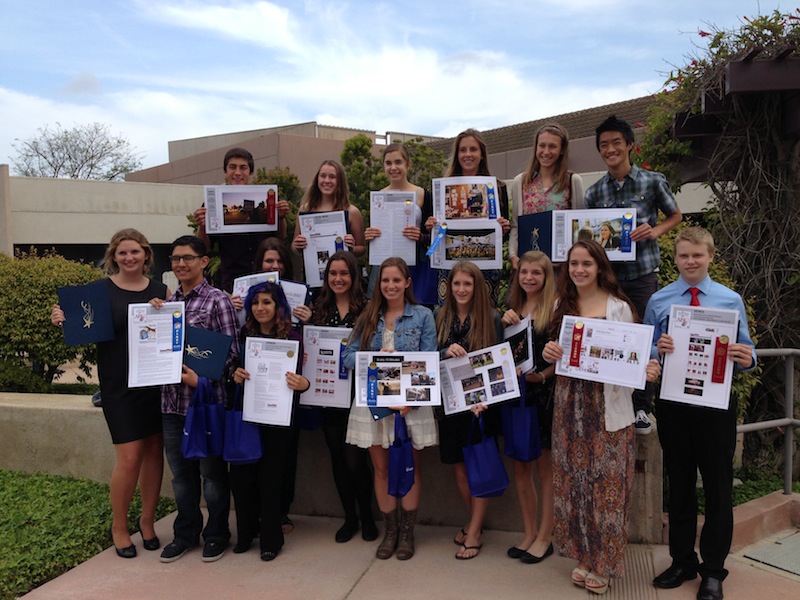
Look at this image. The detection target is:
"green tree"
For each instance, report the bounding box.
[341,134,388,224]
[403,137,447,188]
[253,165,304,247]
[0,249,101,390]
[11,122,143,181]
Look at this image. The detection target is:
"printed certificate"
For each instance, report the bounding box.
[354,351,440,407]
[440,342,520,415]
[368,191,417,266]
[242,337,300,426]
[554,316,654,390]
[127,302,185,388]
[429,219,503,270]
[298,210,349,288]
[432,176,501,221]
[204,185,279,234]
[552,208,637,262]
[300,326,353,409]
[279,280,311,325]
[660,305,739,410]
[504,317,535,374]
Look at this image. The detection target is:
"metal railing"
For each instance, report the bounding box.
[737,349,800,494]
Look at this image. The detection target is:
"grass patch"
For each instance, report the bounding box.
[49,383,100,395]
[681,469,800,515]
[0,470,175,599]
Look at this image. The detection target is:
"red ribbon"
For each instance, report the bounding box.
[711,335,729,383]
[569,321,584,367]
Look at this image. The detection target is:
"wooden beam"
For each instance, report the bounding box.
[726,58,800,93]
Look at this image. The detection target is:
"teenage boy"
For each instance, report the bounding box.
[585,115,682,433]
[157,235,239,563]
[645,227,755,600]
[193,147,290,292]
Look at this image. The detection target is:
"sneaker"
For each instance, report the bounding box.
[160,541,194,563]
[634,410,652,435]
[202,540,228,562]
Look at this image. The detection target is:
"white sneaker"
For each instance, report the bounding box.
[634,410,652,435]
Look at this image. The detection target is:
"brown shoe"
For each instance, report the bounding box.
[395,508,417,560]
[375,510,398,560]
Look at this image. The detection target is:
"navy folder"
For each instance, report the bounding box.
[57,280,114,347]
[184,326,234,381]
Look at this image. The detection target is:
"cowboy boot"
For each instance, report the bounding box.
[375,509,398,559]
[395,508,417,560]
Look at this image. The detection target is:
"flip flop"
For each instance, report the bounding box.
[453,528,467,545]
[455,543,482,560]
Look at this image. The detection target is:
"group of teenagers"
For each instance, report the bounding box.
[50,115,755,600]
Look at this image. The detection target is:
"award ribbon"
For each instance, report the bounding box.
[367,362,378,406]
[486,183,497,219]
[171,311,183,352]
[620,212,633,253]
[569,321,584,367]
[335,236,344,252]
[338,339,349,380]
[426,222,448,256]
[266,189,276,225]
[711,335,729,383]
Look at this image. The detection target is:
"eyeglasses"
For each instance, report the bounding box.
[169,255,202,265]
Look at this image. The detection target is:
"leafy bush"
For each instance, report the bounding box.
[0,249,101,390]
[0,470,176,599]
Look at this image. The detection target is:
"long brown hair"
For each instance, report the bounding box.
[522,123,573,194]
[550,240,635,338]
[102,228,153,276]
[436,261,496,351]
[300,159,350,211]
[253,237,294,280]
[349,258,416,350]
[507,251,555,336]
[446,129,492,177]
[311,251,366,325]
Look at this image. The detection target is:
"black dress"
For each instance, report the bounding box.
[98,278,168,444]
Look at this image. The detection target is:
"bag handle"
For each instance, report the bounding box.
[469,413,486,441]
[394,413,410,444]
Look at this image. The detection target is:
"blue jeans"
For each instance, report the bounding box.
[162,413,231,546]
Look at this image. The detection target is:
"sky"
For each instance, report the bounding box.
[0,0,784,171]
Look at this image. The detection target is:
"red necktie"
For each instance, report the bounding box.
[689,287,701,306]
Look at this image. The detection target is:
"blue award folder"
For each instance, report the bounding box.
[517,211,554,259]
[57,280,115,347]
[184,326,234,380]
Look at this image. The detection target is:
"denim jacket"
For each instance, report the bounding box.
[342,302,437,369]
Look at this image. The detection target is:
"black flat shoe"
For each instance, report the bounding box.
[233,538,253,554]
[519,543,553,564]
[507,546,527,559]
[335,521,359,543]
[138,519,160,551]
[115,544,137,558]
[361,519,379,541]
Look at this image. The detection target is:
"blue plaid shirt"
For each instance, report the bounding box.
[161,279,239,416]
[585,164,679,281]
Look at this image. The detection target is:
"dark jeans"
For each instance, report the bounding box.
[620,273,658,414]
[162,413,231,546]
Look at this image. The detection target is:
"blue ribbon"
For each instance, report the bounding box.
[172,310,183,352]
[338,339,349,380]
[486,182,497,219]
[426,222,447,256]
[367,362,378,406]
[335,236,344,252]
[620,212,633,253]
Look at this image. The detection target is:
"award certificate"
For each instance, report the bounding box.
[429,219,503,271]
[298,210,349,288]
[204,185,279,234]
[354,351,440,407]
[660,305,739,410]
[554,316,654,390]
[300,326,353,409]
[440,342,520,415]
[242,337,300,426]
[127,302,185,388]
[432,176,500,221]
[368,191,417,266]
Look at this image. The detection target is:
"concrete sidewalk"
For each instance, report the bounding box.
[23,513,800,600]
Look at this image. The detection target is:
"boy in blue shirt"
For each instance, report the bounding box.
[644,227,755,600]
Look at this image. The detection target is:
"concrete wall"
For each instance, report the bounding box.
[0,392,662,541]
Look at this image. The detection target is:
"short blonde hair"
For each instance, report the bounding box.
[103,229,153,276]
[674,226,715,255]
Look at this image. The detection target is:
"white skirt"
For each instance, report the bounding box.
[346,405,438,450]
